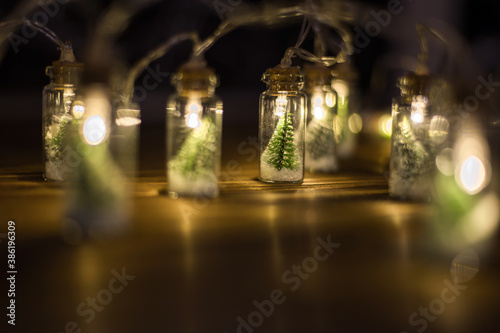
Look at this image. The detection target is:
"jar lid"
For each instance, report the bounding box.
[172,62,218,90]
[331,62,358,82]
[262,65,303,92]
[397,73,432,98]
[48,61,84,85]
[304,64,332,91]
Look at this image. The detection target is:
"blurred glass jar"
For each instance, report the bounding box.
[166,63,223,198]
[331,62,360,159]
[304,64,338,173]
[42,60,83,181]
[390,73,453,200]
[112,106,141,178]
[259,66,306,183]
[65,85,131,238]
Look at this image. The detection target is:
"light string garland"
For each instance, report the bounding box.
[1,1,491,201]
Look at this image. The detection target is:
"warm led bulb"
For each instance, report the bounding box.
[83,115,106,145]
[186,113,200,128]
[185,99,202,128]
[411,96,428,123]
[72,103,85,119]
[411,111,424,123]
[275,96,287,117]
[313,106,325,120]
[311,92,325,119]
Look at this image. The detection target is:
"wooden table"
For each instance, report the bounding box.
[1,123,499,333]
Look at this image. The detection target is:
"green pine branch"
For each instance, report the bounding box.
[46,116,71,160]
[262,111,299,171]
[170,116,217,180]
[395,118,428,179]
[306,113,335,160]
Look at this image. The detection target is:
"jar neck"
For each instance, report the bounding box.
[177,85,215,98]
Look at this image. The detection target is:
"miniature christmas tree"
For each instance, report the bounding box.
[44,114,73,180]
[262,111,299,171]
[394,118,428,179]
[49,115,71,157]
[169,116,218,180]
[306,113,335,160]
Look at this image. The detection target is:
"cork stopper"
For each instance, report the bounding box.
[47,61,84,85]
[262,66,303,92]
[331,62,358,82]
[397,73,432,103]
[304,64,332,93]
[46,45,83,85]
[172,61,218,95]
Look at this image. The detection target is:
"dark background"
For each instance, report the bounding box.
[1,2,500,333]
[0,0,499,169]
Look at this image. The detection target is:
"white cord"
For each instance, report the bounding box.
[22,18,67,51]
[122,32,200,106]
[280,46,338,67]
[193,3,353,60]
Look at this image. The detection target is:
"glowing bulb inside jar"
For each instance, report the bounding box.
[411,96,428,123]
[72,103,85,119]
[185,99,202,128]
[313,106,325,120]
[275,95,287,117]
[311,93,325,120]
[186,113,200,128]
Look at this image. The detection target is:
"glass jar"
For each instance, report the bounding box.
[166,63,223,198]
[42,60,83,181]
[331,62,360,159]
[304,64,338,173]
[259,66,306,183]
[111,105,141,178]
[389,73,452,200]
[66,85,130,237]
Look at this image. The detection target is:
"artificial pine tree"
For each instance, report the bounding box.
[46,115,71,160]
[393,117,429,179]
[262,111,299,171]
[169,116,218,180]
[305,113,335,160]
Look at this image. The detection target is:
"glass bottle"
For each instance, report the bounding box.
[331,62,360,159]
[389,73,452,200]
[166,63,223,198]
[42,60,83,181]
[304,64,338,173]
[66,84,130,237]
[259,66,306,183]
[111,104,141,178]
